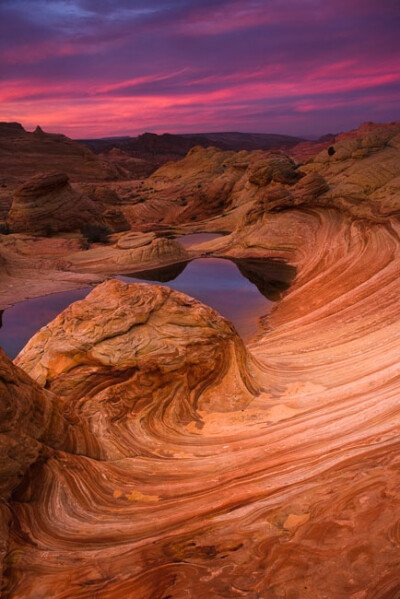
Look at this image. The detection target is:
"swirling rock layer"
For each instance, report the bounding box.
[2,121,400,598]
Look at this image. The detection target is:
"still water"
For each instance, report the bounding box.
[0,257,295,359]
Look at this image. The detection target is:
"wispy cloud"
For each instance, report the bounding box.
[0,0,399,137]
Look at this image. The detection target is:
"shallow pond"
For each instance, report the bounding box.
[0,257,295,359]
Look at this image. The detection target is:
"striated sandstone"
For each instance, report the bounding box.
[15,279,259,412]
[66,236,190,274]
[2,121,400,597]
[7,172,104,235]
[4,216,400,598]
[0,232,191,310]
[301,120,400,220]
[1,120,400,306]
[0,346,101,590]
[121,146,302,229]
[7,172,128,236]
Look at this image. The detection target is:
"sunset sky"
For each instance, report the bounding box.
[0,0,399,138]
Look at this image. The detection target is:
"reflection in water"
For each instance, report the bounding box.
[233,258,296,301]
[120,258,273,342]
[123,261,188,282]
[0,287,92,360]
[0,258,295,359]
[119,258,295,341]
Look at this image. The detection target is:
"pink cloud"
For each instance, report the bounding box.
[1,55,399,137]
[172,0,317,36]
[97,69,191,94]
[1,36,125,66]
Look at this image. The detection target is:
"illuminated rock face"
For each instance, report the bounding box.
[2,121,400,597]
[3,215,400,598]
[121,145,303,228]
[2,280,261,597]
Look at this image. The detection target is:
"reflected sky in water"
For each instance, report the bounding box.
[0,287,91,360]
[120,258,273,341]
[0,258,273,359]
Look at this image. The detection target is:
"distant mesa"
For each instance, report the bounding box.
[0,121,321,188]
[0,121,26,137]
[0,121,121,186]
[78,130,307,177]
[80,130,306,154]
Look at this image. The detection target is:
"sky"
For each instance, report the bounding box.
[0,0,399,138]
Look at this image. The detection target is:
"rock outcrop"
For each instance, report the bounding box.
[7,172,103,235]
[7,172,128,236]
[122,146,303,229]
[2,121,400,598]
[66,235,190,274]
[15,280,258,412]
[0,122,120,187]
[0,346,101,589]
[3,215,400,598]
[2,281,260,596]
[301,120,400,220]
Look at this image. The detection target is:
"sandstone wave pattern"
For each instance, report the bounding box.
[1,122,400,597]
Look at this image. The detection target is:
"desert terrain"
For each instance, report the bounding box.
[1,120,400,598]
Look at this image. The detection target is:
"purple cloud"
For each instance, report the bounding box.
[0,0,399,137]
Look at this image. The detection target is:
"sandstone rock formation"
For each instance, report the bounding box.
[0,230,192,310]
[0,122,120,187]
[7,172,128,236]
[121,146,303,229]
[75,130,308,187]
[2,121,400,597]
[301,121,400,220]
[0,343,101,591]
[2,281,259,596]
[0,234,102,310]
[3,214,400,597]
[66,235,190,274]
[0,122,127,223]
[1,120,399,306]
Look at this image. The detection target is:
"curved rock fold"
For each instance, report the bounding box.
[2,121,400,598]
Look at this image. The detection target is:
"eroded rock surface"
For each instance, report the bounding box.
[7,172,128,236]
[66,236,190,274]
[2,121,400,597]
[121,146,302,229]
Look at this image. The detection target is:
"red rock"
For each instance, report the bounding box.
[0,122,120,186]
[1,121,400,598]
[7,172,129,236]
